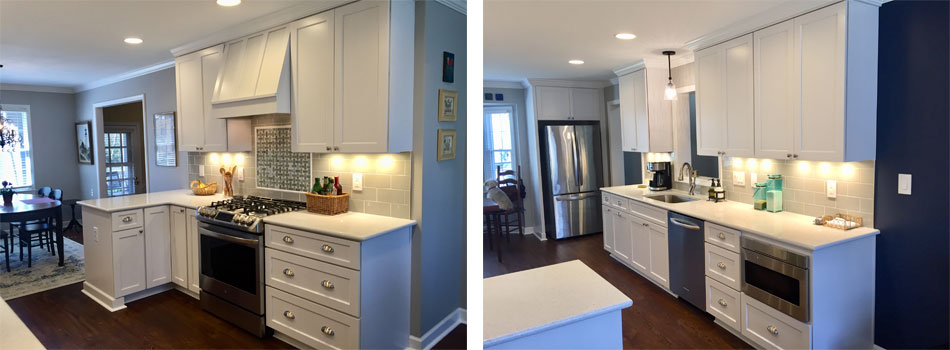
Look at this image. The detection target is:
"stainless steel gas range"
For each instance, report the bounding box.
[194,196,306,337]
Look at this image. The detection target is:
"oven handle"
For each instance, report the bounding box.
[199,226,260,247]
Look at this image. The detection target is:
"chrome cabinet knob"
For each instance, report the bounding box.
[786,154,792,158]
[322,244,334,253]
[282,236,294,244]
[718,232,726,240]
[718,299,727,307]
[767,325,779,335]
[122,216,132,223]
[321,326,335,336]
[321,280,335,289]
[717,262,726,270]
[326,146,332,151]
[283,268,295,277]
[283,310,295,319]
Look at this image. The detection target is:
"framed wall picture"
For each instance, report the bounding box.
[439,89,458,122]
[76,121,94,165]
[442,51,455,83]
[437,129,457,161]
[154,112,177,167]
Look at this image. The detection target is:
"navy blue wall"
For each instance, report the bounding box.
[874,0,949,348]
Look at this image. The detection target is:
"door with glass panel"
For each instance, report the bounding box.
[484,106,517,180]
[104,129,139,197]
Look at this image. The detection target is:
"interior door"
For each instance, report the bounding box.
[291,11,335,153]
[754,20,796,159]
[103,129,140,196]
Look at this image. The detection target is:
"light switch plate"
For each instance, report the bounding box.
[898,173,912,195]
[733,171,746,186]
[199,165,205,177]
[826,180,837,198]
[750,173,758,184]
[353,173,364,191]
[237,167,245,181]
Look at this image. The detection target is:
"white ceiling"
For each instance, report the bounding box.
[484,0,807,82]
[0,0,312,90]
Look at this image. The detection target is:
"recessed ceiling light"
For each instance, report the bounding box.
[615,33,637,40]
[568,59,585,65]
[124,37,143,45]
[217,0,241,6]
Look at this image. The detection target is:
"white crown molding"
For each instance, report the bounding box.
[525,78,611,89]
[170,0,351,57]
[76,60,174,93]
[608,77,619,86]
[685,0,837,51]
[670,52,694,68]
[484,80,525,89]
[0,83,74,94]
[613,60,645,77]
[854,0,888,7]
[434,0,466,15]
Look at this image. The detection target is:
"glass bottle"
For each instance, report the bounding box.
[311,177,321,193]
[334,176,342,195]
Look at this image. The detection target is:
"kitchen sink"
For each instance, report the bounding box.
[646,194,698,203]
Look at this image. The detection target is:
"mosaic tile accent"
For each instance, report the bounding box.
[255,127,311,192]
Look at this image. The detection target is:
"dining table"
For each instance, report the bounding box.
[484,198,504,262]
[0,193,65,267]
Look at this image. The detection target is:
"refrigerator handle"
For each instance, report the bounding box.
[572,129,581,188]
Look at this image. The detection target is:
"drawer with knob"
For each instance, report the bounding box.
[740,293,811,350]
[265,247,360,317]
[704,222,741,253]
[266,286,359,350]
[602,193,627,211]
[266,225,360,270]
[705,277,740,331]
[705,243,741,290]
[111,209,144,231]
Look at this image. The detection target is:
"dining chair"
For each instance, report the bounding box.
[496,166,526,242]
[36,187,52,198]
[1,223,11,272]
[18,216,55,268]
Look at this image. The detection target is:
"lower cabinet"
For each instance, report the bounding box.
[602,207,615,252]
[646,222,669,289]
[170,206,189,288]
[601,193,670,292]
[627,214,650,274]
[740,293,811,350]
[144,206,171,288]
[611,211,633,263]
[706,277,741,331]
[186,208,200,294]
[113,227,146,297]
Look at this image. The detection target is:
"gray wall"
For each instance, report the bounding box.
[410,0,466,339]
[75,68,186,199]
[0,89,81,199]
[483,86,540,228]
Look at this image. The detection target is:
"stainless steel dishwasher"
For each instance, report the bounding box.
[668,212,705,309]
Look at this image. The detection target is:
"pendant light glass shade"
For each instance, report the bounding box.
[663,51,677,101]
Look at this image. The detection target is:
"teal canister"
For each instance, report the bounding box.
[767,190,783,212]
[753,183,768,210]
[767,174,783,192]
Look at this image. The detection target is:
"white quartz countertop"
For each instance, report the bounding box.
[262,211,416,241]
[77,189,228,212]
[483,260,632,346]
[0,298,44,349]
[601,185,879,251]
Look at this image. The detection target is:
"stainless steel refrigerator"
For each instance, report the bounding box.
[542,124,603,239]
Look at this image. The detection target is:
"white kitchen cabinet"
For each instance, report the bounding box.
[113,227,146,297]
[695,34,754,157]
[144,206,171,289]
[741,293,811,350]
[610,211,632,263]
[627,214,650,274]
[175,45,227,152]
[617,68,672,152]
[647,221,669,289]
[754,20,796,160]
[186,208,201,294]
[169,206,188,288]
[533,86,602,121]
[569,88,602,121]
[290,10,335,153]
[602,206,615,252]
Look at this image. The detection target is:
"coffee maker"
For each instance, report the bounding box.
[647,161,672,191]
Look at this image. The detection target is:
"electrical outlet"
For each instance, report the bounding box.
[353,173,364,191]
[826,180,837,198]
[898,173,912,195]
[237,167,245,181]
[733,171,746,186]
[750,173,758,184]
[199,165,205,177]
[94,226,99,242]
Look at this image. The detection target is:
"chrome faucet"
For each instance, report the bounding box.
[678,162,698,195]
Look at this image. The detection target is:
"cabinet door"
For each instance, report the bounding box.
[695,45,725,156]
[618,73,640,151]
[175,47,217,152]
[602,207,615,252]
[291,11,335,153]
[201,46,228,152]
[754,20,796,160]
[169,206,188,288]
[571,88,601,121]
[722,34,755,157]
[631,70,651,152]
[628,214,650,273]
[611,210,632,262]
[536,86,573,120]
[113,228,146,297]
[647,222,669,289]
[793,2,846,161]
[186,208,201,294]
[335,0,390,153]
[144,206,171,289]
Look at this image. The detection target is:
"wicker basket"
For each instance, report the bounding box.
[820,213,863,230]
[190,181,218,196]
[306,192,350,215]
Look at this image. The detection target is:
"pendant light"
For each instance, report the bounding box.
[663,51,677,101]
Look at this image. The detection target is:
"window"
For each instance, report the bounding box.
[0,105,34,189]
[104,131,135,197]
[484,106,516,180]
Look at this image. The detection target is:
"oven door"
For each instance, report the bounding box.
[198,222,264,315]
[742,249,810,322]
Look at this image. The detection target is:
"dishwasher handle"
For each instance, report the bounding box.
[670,218,701,230]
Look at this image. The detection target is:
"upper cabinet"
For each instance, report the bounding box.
[535,86,603,121]
[695,34,755,158]
[175,45,228,152]
[290,0,414,153]
[753,20,796,160]
[211,25,292,118]
[616,68,672,153]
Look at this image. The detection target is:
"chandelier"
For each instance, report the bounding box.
[0,104,21,151]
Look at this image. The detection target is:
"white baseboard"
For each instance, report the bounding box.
[408,307,467,350]
[123,284,174,304]
[81,282,126,312]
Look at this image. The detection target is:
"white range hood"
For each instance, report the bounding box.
[211,25,291,118]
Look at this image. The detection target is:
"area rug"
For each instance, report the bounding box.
[0,237,85,300]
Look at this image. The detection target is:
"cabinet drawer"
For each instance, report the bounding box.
[705,243,741,290]
[266,225,360,270]
[112,209,144,231]
[629,200,667,226]
[266,286,359,350]
[706,277,740,331]
[265,248,360,317]
[603,193,627,210]
[705,222,741,253]
[741,293,811,350]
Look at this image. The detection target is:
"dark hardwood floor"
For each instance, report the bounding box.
[484,233,751,349]
[433,324,467,349]
[7,282,293,349]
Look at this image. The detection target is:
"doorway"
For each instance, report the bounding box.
[102,101,147,196]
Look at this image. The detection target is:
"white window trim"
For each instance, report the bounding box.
[484,105,518,181]
[0,104,35,190]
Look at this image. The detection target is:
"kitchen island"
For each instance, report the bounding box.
[484,260,632,349]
